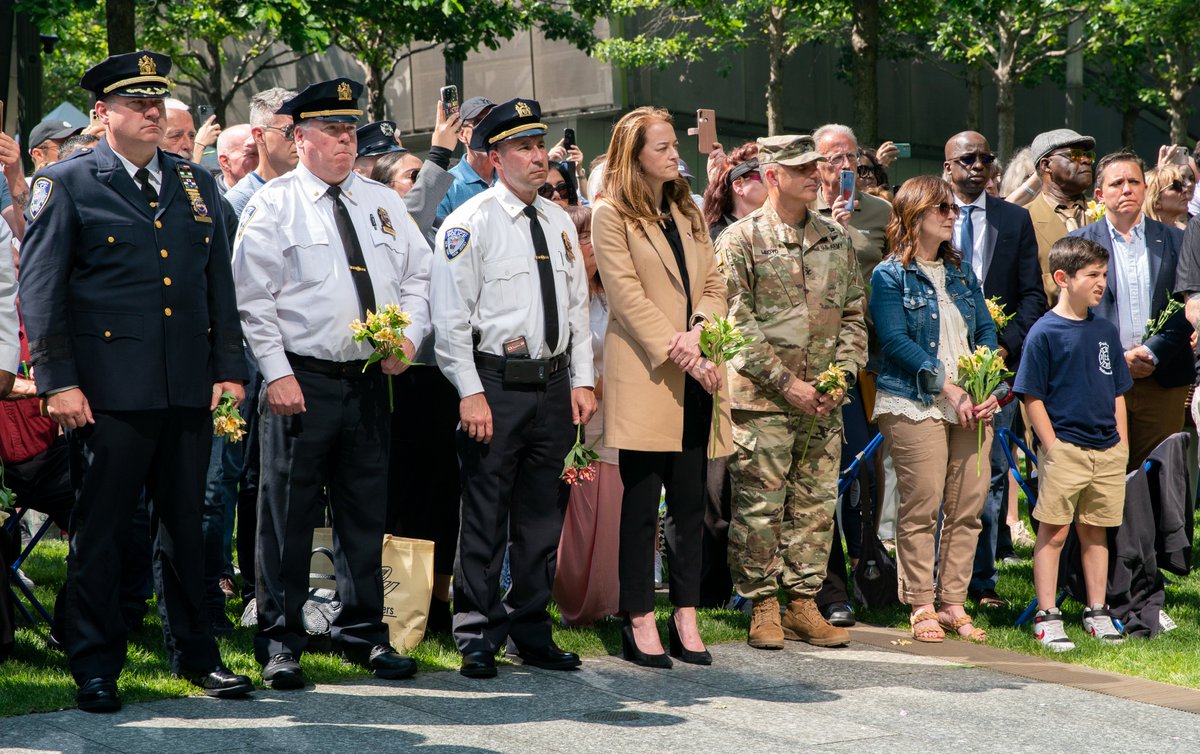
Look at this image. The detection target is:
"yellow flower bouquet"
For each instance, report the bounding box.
[955,346,1012,475]
[349,304,420,411]
[212,391,247,443]
[800,363,849,462]
[985,296,1013,331]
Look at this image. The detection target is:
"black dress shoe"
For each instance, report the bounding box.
[76,677,121,713]
[512,643,581,671]
[181,666,254,698]
[368,645,418,679]
[820,602,857,628]
[262,653,306,690]
[667,611,712,665]
[425,598,453,636]
[620,618,672,669]
[460,650,498,679]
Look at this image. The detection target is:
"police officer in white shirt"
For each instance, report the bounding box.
[233,78,430,689]
[431,97,596,679]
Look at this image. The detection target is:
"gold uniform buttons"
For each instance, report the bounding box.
[104,330,112,338]
[164,307,173,317]
[155,221,162,229]
[163,277,172,286]
[107,236,115,244]
[204,236,210,244]
[160,250,168,258]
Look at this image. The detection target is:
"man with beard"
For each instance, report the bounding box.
[1027,129,1097,304]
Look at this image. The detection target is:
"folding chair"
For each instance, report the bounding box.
[3,507,57,625]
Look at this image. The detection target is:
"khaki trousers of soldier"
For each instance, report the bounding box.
[728,409,840,601]
[1123,378,1188,472]
[877,413,991,607]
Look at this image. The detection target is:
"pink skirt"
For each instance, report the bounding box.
[554,461,622,626]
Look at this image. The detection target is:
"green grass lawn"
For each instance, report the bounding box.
[5,523,1200,717]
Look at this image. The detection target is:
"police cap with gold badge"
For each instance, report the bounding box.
[278,78,364,123]
[756,135,826,167]
[356,120,407,158]
[468,97,546,151]
[80,50,172,98]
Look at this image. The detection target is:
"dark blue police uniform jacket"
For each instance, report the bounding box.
[18,138,247,410]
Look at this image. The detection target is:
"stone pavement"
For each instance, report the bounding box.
[3,628,1197,754]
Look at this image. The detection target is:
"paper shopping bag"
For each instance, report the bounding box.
[381,534,435,651]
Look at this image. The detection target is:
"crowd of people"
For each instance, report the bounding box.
[3,46,1200,713]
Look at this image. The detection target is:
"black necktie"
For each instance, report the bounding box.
[327,185,377,319]
[523,204,559,353]
[134,167,158,206]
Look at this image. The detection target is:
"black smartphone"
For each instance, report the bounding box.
[196,103,214,123]
[562,127,576,151]
[439,85,459,119]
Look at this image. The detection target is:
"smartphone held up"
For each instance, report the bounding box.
[839,168,856,212]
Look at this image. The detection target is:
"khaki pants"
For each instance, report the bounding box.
[877,413,992,607]
[1124,378,1188,472]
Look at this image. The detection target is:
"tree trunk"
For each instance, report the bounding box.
[1169,87,1189,146]
[766,7,785,136]
[106,0,137,54]
[368,61,387,122]
[995,76,1015,166]
[206,39,225,124]
[850,0,879,146]
[965,66,983,132]
[1121,107,1139,148]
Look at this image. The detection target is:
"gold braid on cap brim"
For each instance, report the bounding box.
[487,122,548,145]
[298,108,363,119]
[102,75,171,94]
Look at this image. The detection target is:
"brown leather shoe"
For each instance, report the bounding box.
[781,598,850,647]
[748,596,785,650]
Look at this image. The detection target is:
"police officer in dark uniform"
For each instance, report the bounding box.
[18,50,252,712]
[431,99,596,678]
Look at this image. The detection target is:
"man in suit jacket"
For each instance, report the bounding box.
[1026,129,1097,304]
[18,51,252,712]
[944,131,1048,608]
[1070,150,1190,470]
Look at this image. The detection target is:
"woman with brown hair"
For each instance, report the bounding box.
[702,142,767,239]
[592,106,731,668]
[869,176,1003,644]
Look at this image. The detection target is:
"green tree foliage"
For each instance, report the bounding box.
[28,0,109,112]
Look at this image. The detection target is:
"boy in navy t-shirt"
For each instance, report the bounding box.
[1013,236,1132,652]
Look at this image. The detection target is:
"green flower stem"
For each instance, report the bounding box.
[800,415,817,463]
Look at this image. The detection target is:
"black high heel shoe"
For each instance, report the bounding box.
[621,617,672,668]
[668,611,713,665]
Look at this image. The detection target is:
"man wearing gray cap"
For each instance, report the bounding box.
[436,96,495,221]
[716,135,866,651]
[28,118,83,172]
[1026,128,1097,303]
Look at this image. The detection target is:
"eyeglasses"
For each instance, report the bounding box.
[953,152,996,168]
[263,124,294,142]
[1052,148,1095,164]
[932,203,961,217]
[856,164,876,179]
[824,150,861,167]
[538,181,570,199]
[1167,179,1195,193]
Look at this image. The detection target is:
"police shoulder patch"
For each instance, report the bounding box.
[29,177,53,221]
[444,227,470,260]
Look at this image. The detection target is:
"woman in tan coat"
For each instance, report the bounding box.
[592,106,732,668]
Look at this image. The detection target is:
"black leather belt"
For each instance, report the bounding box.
[286,352,372,378]
[473,350,571,374]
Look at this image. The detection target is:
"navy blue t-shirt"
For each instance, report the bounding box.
[1013,311,1133,449]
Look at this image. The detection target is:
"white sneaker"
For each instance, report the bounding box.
[1082,605,1124,644]
[1033,608,1075,652]
[1009,520,1036,549]
[1159,609,1178,632]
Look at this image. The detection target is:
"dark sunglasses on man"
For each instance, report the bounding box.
[1051,148,1095,164]
[538,181,570,199]
[263,124,295,142]
[953,152,996,168]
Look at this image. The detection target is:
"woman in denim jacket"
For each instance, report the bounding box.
[869,176,1006,644]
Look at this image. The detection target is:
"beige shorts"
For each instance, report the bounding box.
[1033,439,1128,527]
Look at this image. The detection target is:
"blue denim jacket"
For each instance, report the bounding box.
[869,256,1001,406]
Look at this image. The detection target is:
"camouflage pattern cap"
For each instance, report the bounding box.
[756,135,825,167]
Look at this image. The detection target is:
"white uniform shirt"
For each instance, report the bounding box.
[232,162,431,384]
[431,181,594,398]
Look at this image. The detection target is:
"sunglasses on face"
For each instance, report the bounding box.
[953,152,996,168]
[1167,180,1195,193]
[263,124,295,142]
[538,181,570,199]
[932,203,961,217]
[1052,148,1095,164]
[734,171,763,183]
[856,164,876,179]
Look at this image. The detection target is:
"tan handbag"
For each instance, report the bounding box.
[381,535,435,651]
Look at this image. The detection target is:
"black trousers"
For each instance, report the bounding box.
[697,456,734,608]
[452,368,573,655]
[236,370,264,603]
[62,408,219,682]
[617,378,710,613]
[254,366,391,664]
[387,365,461,575]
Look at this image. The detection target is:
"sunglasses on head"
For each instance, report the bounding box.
[538,181,570,199]
[932,202,961,217]
[954,152,996,167]
[1053,148,1095,163]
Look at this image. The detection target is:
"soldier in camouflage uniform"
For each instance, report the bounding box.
[716,135,868,649]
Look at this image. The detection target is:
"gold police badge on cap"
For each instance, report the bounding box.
[337,82,352,101]
[138,55,156,75]
[515,101,533,118]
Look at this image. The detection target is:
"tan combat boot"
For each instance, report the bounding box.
[748,596,785,649]
[781,598,850,647]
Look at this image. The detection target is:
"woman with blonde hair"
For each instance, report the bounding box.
[869,176,1003,644]
[1144,165,1193,230]
[592,106,731,668]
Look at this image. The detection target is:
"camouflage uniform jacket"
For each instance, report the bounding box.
[717,200,867,413]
